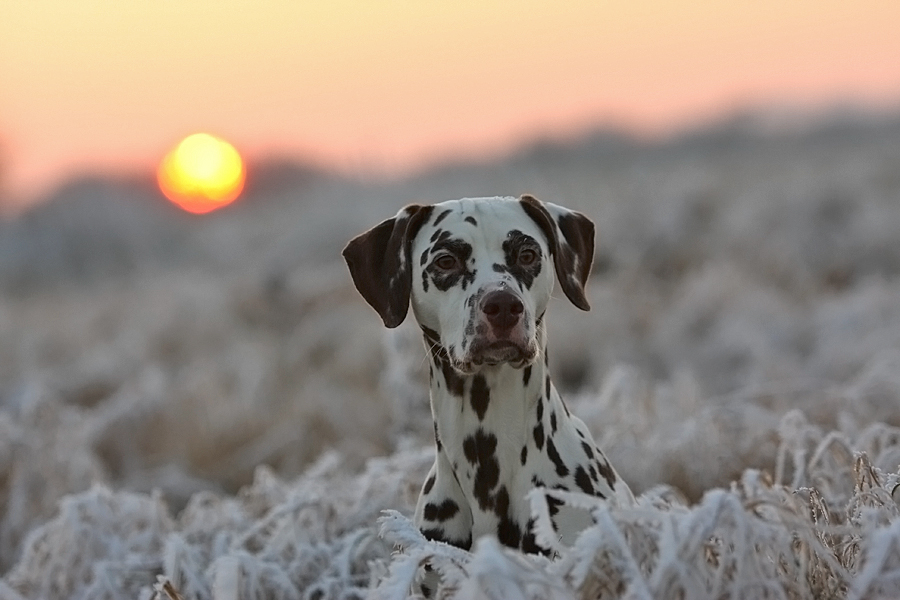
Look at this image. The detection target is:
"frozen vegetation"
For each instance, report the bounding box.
[1,110,900,598]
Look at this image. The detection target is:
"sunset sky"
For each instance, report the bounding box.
[2,0,899,208]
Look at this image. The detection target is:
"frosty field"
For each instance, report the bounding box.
[1,112,900,599]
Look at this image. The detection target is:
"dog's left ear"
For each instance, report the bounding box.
[519,194,594,311]
[342,204,434,328]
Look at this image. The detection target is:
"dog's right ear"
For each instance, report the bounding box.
[519,194,594,311]
[342,204,434,328]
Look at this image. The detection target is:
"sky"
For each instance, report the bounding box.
[2,0,900,208]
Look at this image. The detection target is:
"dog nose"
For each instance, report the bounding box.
[482,290,524,331]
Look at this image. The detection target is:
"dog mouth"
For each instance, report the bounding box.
[459,339,535,371]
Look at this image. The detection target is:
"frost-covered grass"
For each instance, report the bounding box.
[4,407,900,599]
[1,111,900,598]
[375,411,900,600]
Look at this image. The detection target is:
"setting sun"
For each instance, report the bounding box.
[157,133,245,214]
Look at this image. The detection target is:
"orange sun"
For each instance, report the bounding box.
[157,133,245,214]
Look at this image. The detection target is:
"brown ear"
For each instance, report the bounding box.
[519,194,594,310]
[342,204,434,328]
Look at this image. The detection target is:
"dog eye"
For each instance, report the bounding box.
[518,249,538,266]
[434,255,458,270]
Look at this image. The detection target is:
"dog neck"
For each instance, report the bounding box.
[422,322,554,459]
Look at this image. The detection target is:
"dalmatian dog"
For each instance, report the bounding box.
[343,195,632,560]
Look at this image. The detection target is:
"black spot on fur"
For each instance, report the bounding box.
[424,499,460,522]
[494,486,510,517]
[501,229,543,289]
[422,325,440,344]
[574,466,598,496]
[533,422,544,450]
[498,518,522,549]
[492,485,522,548]
[473,464,500,511]
[465,216,477,226]
[546,437,569,477]
[430,228,445,243]
[536,397,544,421]
[463,269,476,290]
[420,249,429,266]
[421,528,447,543]
[545,375,551,398]
[470,374,490,420]
[581,441,594,459]
[520,445,528,465]
[532,475,546,488]
[425,237,475,292]
[523,365,532,387]
[442,361,464,395]
[423,327,465,397]
[521,518,544,555]
[434,422,442,451]
[596,458,617,488]
[433,208,452,226]
[550,410,557,434]
[546,494,563,517]
[421,584,432,598]
[423,473,436,495]
[462,429,500,510]
[421,269,429,292]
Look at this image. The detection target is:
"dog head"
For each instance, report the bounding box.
[343,195,594,373]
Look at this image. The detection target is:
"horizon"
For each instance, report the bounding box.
[5,100,900,217]
[15,102,898,206]
[3,1,900,210]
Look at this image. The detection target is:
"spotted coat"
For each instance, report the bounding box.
[343,195,632,562]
